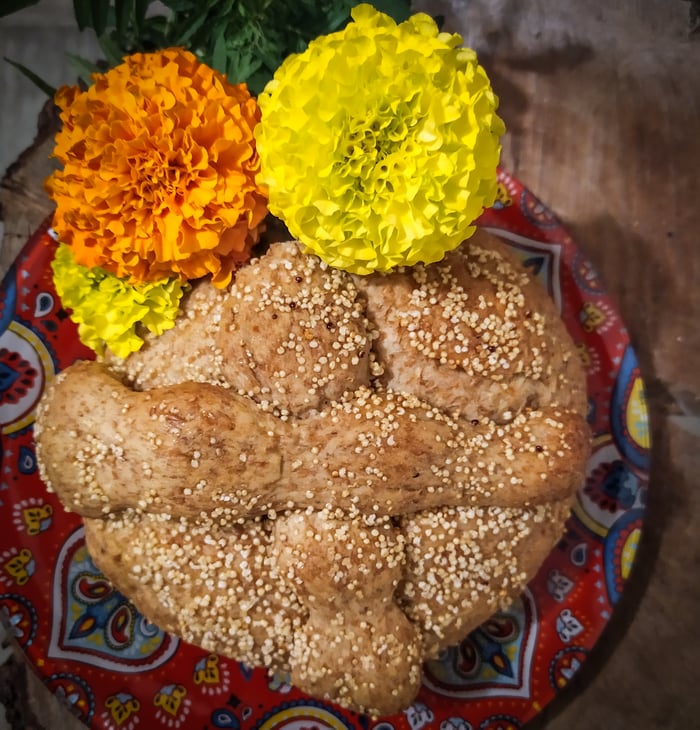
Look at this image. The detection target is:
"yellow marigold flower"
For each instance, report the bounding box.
[256,4,505,275]
[51,243,186,358]
[46,48,268,288]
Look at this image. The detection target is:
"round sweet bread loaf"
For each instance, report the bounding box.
[34,230,590,716]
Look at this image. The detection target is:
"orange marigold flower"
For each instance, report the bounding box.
[45,48,268,287]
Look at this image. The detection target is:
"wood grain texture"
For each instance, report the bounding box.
[0,1,699,728]
[431,2,700,729]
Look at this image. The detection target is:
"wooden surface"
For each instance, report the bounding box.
[1,1,699,728]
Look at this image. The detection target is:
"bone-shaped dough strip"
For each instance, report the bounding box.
[35,360,589,520]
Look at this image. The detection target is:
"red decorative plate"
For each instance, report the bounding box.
[0,169,649,730]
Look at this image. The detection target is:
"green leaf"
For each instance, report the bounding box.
[90,0,111,37]
[66,52,103,83]
[3,57,56,97]
[41,0,417,93]
[0,0,39,18]
[170,11,208,46]
[163,0,204,14]
[367,0,412,23]
[245,67,272,96]
[137,15,171,49]
[114,0,133,42]
[98,31,127,66]
[133,0,151,33]
[72,0,93,31]
[211,29,227,74]
[321,1,354,32]
[225,46,262,86]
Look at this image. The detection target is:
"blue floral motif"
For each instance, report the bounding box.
[48,530,178,672]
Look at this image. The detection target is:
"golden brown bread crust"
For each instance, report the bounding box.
[363,235,586,420]
[35,230,590,716]
[36,362,588,519]
[82,500,569,715]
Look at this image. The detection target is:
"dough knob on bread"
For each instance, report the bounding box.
[274,512,422,715]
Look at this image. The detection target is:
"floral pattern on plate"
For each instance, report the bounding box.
[0,169,650,729]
